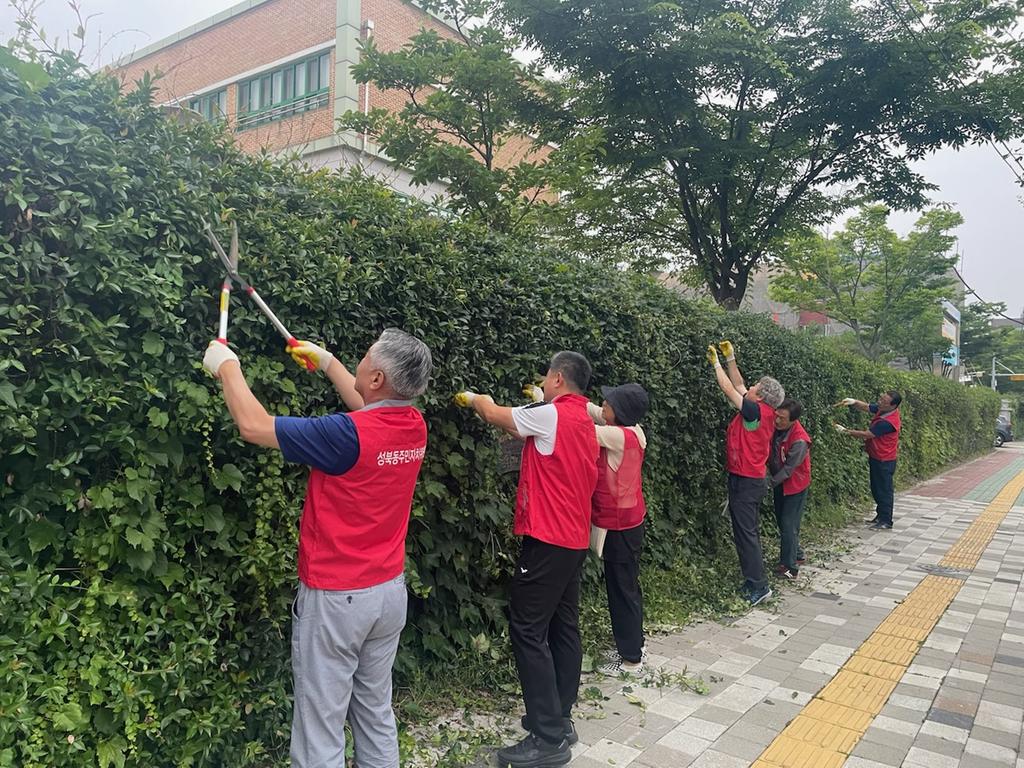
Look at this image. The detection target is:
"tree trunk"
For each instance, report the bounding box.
[712,258,751,311]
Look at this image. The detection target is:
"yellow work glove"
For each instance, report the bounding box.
[522,384,544,403]
[454,391,479,408]
[833,423,849,434]
[706,345,721,367]
[289,340,334,372]
[718,340,735,362]
[203,340,239,378]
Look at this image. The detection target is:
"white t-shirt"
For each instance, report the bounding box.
[511,402,559,455]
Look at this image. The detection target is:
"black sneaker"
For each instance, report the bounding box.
[869,521,893,530]
[866,517,881,526]
[496,734,571,768]
[519,716,578,746]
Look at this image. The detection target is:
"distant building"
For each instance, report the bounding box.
[113,0,543,199]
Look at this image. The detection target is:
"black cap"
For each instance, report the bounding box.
[600,383,650,427]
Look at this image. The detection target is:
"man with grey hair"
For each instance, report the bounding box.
[202,328,432,768]
[707,340,784,606]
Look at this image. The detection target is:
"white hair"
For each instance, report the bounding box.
[757,376,785,409]
[369,328,433,399]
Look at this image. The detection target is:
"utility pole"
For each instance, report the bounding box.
[991,356,1024,391]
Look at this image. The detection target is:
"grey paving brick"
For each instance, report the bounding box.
[852,735,909,765]
[925,708,975,730]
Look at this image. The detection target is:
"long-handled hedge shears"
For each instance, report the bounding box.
[202,220,316,371]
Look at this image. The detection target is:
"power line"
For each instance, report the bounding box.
[952,265,1024,326]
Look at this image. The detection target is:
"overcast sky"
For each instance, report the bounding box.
[3,0,1022,316]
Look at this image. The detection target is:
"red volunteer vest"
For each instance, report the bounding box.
[592,427,647,531]
[866,408,901,461]
[726,401,776,478]
[298,405,427,590]
[781,421,812,496]
[515,393,599,549]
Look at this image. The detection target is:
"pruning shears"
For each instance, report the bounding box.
[202,220,316,371]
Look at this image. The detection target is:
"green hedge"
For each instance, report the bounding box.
[0,57,999,767]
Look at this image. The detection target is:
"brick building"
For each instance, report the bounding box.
[114,0,467,198]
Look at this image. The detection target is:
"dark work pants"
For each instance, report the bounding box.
[728,473,768,591]
[510,536,588,745]
[772,487,807,571]
[869,459,897,524]
[603,522,645,663]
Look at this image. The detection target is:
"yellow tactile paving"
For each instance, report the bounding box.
[754,467,1024,766]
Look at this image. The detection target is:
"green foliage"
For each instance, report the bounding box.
[339,0,600,236]
[770,205,960,365]
[500,0,1024,308]
[0,53,999,767]
[961,302,1024,389]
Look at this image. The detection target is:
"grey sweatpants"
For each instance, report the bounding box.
[290,574,407,768]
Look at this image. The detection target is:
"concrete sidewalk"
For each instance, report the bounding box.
[564,443,1024,768]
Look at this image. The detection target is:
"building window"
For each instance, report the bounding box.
[236,51,331,130]
[189,90,227,122]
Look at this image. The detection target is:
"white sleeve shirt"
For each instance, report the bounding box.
[511,402,559,455]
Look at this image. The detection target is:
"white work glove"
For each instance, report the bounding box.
[289,340,334,373]
[833,423,849,434]
[203,341,239,378]
[522,384,544,403]
[837,397,857,407]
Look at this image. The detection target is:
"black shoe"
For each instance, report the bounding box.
[520,716,578,746]
[866,517,880,526]
[869,521,892,530]
[496,734,571,768]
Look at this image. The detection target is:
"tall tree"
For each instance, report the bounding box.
[500,0,1024,307]
[769,205,959,363]
[339,0,599,235]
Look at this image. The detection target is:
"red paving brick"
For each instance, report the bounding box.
[911,450,1016,498]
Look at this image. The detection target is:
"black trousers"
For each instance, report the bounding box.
[510,536,588,745]
[603,522,645,663]
[728,473,768,591]
[869,458,897,524]
[772,487,807,571]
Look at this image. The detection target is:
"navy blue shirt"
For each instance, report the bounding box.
[275,414,360,476]
[740,397,761,423]
[868,404,896,438]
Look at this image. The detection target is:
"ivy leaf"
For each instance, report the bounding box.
[97,737,127,768]
[124,527,154,551]
[203,506,225,534]
[26,518,61,554]
[52,701,88,731]
[125,547,156,572]
[212,464,244,492]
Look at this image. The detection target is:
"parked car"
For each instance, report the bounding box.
[995,416,1013,447]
